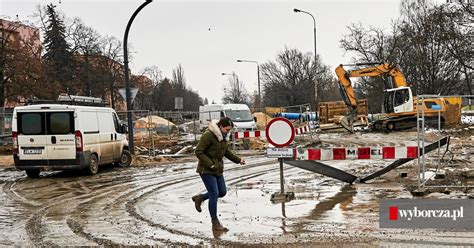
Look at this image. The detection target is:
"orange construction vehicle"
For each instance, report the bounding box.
[335,62,461,132]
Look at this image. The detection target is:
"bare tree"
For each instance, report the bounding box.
[435,3,473,95]
[172,64,186,96]
[339,0,470,112]
[340,23,401,112]
[170,64,203,110]
[142,65,162,110]
[1,19,46,105]
[69,18,102,95]
[131,74,154,110]
[397,0,464,95]
[94,36,123,109]
[260,47,335,109]
[221,73,250,104]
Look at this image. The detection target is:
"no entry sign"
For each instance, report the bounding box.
[266,117,295,147]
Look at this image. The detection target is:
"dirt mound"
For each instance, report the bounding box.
[0,155,13,167]
[135,115,175,128]
[253,112,272,130]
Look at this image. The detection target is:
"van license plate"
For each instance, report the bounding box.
[24,149,42,154]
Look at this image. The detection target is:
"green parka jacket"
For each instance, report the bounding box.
[195,120,241,175]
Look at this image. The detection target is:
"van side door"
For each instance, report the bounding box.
[97,110,115,164]
[112,112,123,161]
[45,111,76,164]
[81,110,100,158]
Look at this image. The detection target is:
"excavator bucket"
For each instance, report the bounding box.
[340,115,354,133]
[339,111,356,133]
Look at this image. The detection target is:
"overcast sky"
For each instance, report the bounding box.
[3,0,404,104]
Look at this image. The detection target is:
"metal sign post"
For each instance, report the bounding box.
[266,117,296,202]
[279,158,285,194]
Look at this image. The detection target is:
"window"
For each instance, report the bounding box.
[47,112,74,134]
[424,102,439,110]
[19,113,44,135]
[113,113,121,133]
[383,92,394,113]
[224,110,253,122]
[394,88,409,107]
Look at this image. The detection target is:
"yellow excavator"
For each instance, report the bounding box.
[335,62,461,132]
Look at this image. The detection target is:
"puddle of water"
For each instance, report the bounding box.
[136,165,360,244]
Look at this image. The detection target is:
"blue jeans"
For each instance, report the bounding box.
[199,173,227,220]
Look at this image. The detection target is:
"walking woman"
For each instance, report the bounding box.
[192,117,246,232]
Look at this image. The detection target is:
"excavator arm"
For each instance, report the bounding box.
[335,65,358,132]
[345,63,408,88]
[335,62,409,132]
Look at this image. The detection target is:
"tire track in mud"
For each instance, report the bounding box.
[65,218,121,246]
[10,161,300,246]
[2,181,42,207]
[64,162,271,245]
[22,168,193,246]
[18,168,172,246]
[20,158,279,246]
[24,190,97,246]
[126,160,300,246]
[72,175,199,246]
[96,159,281,245]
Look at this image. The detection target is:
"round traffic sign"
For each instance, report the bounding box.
[266,117,295,147]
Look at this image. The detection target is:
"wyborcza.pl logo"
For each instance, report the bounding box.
[380,199,473,229]
[388,206,463,221]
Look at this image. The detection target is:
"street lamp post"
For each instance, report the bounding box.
[293,8,318,108]
[123,0,152,154]
[237,59,260,110]
[221,72,239,96]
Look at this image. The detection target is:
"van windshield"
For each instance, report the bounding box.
[225,110,253,122]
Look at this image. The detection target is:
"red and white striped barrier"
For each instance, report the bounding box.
[234,130,266,140]
[295,125,311,135]
[268,146,419,160]
[293,146,418,160]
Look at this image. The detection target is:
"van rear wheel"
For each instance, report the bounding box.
[89,154,99,175]
[25,169,40,178]
[117,150,132,168]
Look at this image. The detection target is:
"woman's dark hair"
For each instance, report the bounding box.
[217,117,234,127]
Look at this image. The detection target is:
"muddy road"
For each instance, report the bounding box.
[1,131,473,246]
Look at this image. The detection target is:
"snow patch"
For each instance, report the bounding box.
[419,171,436,182]
[461,115,474,124]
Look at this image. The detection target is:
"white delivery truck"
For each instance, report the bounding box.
[199,103,256,131]
[12,96,132,178]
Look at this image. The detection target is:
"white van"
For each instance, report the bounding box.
[199,103,257,131]
[12,103,131,178]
